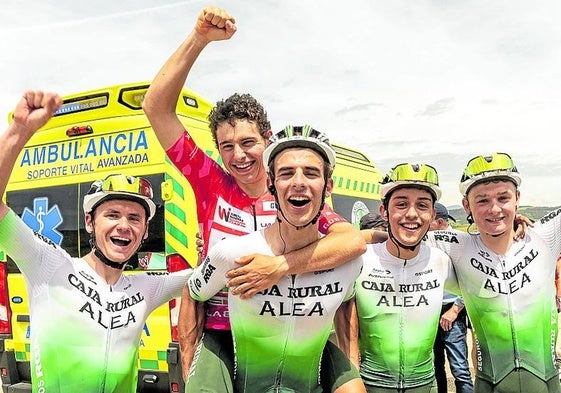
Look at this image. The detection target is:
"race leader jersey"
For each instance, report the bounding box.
[188,231,363,393]
[0,210,191,393]
[425,206,561,384]
[355,242,456,389]
[167,131,345,331]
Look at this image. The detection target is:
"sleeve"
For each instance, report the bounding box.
[166,130,229,197]
[534,207,561,259]
[443,253,461,296]
[187,240,235,301]
[139,268,193,313]
[317,203,347,235]
[0,209,70,286]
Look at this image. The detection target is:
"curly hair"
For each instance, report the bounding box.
[208,93,271,149]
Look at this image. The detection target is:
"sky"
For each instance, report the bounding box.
[1,0,560,208]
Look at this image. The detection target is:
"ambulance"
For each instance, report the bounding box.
[0,82,384,392]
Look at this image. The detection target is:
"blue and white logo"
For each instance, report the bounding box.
[22,197,64,245]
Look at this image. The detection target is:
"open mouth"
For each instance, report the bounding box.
[111,236,132,247]
[288,196,311,207]
[233,161,253,171]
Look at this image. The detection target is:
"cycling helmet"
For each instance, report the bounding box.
[459,152,521,196]
[83,174,156,220]
[262,125,337,168]
[380,163,442,201]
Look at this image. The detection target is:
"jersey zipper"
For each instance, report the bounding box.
[274,274,294,390]
[500,256,521,368]
[398,259,408,389]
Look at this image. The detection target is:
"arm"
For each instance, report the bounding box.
[334,298,360,369]
[0,91,61,219]
[440,298,465,332]
[226,221,366,298]
[362,228,388,244]
[178,284,205,380]
[143,6,237,150]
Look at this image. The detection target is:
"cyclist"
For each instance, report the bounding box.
[0,91,192,392]
[143,6,366,392]
[338,163,456,392]
[187,125,365,392]
[422,152,561,393]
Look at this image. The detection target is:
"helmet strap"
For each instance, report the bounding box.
[88,219,145,271]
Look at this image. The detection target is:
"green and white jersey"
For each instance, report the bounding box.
[425,206,561,384]
[188,231,363,393]
[355,242,455,389]
[0,209,191,393]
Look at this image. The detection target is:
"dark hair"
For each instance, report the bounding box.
[208,93,270,149]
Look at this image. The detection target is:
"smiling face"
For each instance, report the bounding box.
[85,199,149,263]
[216,119,269,197]
[271,147,332,229]
[462,179,519,239]
[382,187,435,253]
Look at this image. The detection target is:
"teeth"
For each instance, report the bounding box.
[235,162,251,169]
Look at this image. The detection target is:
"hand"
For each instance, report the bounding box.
[13,90,62,137]
[195,6,237,42]
[439,308,459,332]
[513,213,534,241]
[195,231,204,265]
[225,254,288,299]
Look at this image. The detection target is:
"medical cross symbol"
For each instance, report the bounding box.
[22,197,64,245]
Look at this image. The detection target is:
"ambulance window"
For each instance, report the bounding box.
[7,185,81,256]
[6,174,165,272]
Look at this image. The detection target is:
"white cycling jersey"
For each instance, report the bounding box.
[188,230,363,393]
[355,242,456,389]
[425,207,561,384]
[0,209,192,393]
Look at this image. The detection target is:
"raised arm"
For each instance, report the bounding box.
[143,6,237,150]
[0,91,61,219]
[226,221,366,298]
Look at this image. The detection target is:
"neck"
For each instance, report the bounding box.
[265,220,319,255]
[84,252,123,285]
[479,229,514,255]
[385,238,420,260]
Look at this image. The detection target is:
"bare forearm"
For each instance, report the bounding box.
[178,285,205,380]
[143,31,209,150]
[284,223,366,275]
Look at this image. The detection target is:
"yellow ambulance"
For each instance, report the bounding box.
[0,82,384,393]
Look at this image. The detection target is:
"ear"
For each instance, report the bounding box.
[84,213,94,233]
[461,198,471,215]
[143,222,150,240]
[379,204,387,218]
[267,177,276,196]
[324,178,334,198]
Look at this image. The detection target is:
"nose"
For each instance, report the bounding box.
[489,201,502,214]
[291,170,306,188]
[404,205,418,218]
[233,143,246,160]
[116,216,132,230]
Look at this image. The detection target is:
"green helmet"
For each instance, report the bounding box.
[459,152,521,196]
[381,163,442,201]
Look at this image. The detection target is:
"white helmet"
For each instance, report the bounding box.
[83,174,156,220]
[263,125,337,168]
